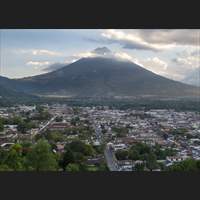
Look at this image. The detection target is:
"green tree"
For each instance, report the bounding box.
[70,117,80,126]
[69,141,94,156]
[167,159,200,172]
[0,120,4,132]
[21,141,32,156]
[60,147,75,171]
[134,163,145,171]
[128,149,140,160]
[66,163,80,172]
[98,162,109,171]
[112,126,128,138]
[55,116,63,122]
[36,105,44,113]
[73,152,86,164]
[0,164,12,171]
[12,116,23,125]
[146,152,158,171]
[46,131,64,143]
[5,145,24,171]
[115,150,129,160]
[25,139,58,171]
[60,140,96,171]
[0,148,9,165]
[128,143,151,160]
[17,121,27,133]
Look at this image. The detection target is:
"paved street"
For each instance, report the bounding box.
[104,144,120,171]
[38,115,58,134]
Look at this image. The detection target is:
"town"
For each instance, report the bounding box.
[0,103,200,171]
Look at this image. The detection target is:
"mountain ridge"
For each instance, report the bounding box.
[1,56,197,98]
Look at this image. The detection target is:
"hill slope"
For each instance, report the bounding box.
[2,57,199,98]
[0,76,39,104]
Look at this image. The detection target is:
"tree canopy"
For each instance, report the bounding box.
[25,139,58,171]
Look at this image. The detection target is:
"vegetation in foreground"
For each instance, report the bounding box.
[0,139,108,172]
[1,139,200,171]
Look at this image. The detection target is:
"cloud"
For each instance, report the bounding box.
[181,67,200,86]
[17,49,63,57]
[64,47,113,62]
[101,30,176,51]
[137,29,200,46]
[42,62,69,72]
[149,57,168,70]
[31,49,62,56]
[72,47,141,64]
[26,61,51,69]
[172,49,200,69]
[135,57,168,75]
[99,29,199,51]
[92,47,112,55]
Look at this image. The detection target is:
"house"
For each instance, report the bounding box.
[49,122,69,131]
[4,125,18,132]
[116,137,137,146]
[56,143,65,153]
[86,156,104,165]
[118,160,134,171]
[113,143,127,151]
[0,143,14,150]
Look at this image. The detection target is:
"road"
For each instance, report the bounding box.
[37,114,58,134]
[104,144,120,171]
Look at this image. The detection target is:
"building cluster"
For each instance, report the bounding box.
[0,104,200,171]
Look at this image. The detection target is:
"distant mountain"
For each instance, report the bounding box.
[5,55,198,98]
[0,85,18,98]
[0,76,38,103]
[181,68,200,87]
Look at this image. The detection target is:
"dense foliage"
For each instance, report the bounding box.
[115,143,176,171]
[167,159,200,171]
[0,140,58,171]
[0,139,106,171]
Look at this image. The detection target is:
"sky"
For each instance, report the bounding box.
[0,29,199,82]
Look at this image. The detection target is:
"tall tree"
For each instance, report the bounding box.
[25,139,58,171]
[5,145,24,171]
[66,163,80,172]
[0,120,4,132]
[60,147,75,171]
[146,152,158,171]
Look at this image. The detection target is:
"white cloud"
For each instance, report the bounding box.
[42,62,68,72]
[134,57,168,75]
[69,48,140,64]
[100,29,200,51]
[26,61,51,69]
[173,49,200,69]
[16,49,63,57]
[112,52,142,65]
[72,51,95,59]
[137,29,200,46]
[150,57,168,70]
[101,29,176,51]
[31,49,62,56]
